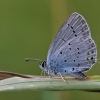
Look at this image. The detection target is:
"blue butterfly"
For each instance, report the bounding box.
[25,12,97,83]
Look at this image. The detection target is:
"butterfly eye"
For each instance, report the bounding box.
[40,61,46,68]
[41,62,44,68]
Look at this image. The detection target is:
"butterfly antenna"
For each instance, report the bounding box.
[25,58,42,63]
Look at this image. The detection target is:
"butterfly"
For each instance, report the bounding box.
[25,12,97,83]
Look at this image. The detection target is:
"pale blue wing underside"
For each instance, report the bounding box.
[51,35,97,72]
[47,12,97,73]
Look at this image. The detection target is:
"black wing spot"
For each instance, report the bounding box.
[73,30,75,33]
[75,34,77,37]
[91,57,94,60]
[74,60,75,62]
[87,39,92,44]
[60,52,62,54]
[78,52,80,54]
[68,43,71,45]
[78,63,80,67]
[72,68,74,71]
[69,48,71,50]
[64,60,67,62]
[88,43,95,49]
[65,70,66,72]
[77,48,79,50]
[87,57,94,60]
[71,26,73,29]
[87,51,94,55]
[68,24,70,26]
[91,44,95,47]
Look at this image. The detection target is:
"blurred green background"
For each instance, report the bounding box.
[0,0,100,100]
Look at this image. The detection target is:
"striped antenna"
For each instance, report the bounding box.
[25,58,42,62]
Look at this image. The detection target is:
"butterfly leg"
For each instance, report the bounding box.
[48,74,52,84]
[59,73,68,84]
[39,70,44,79]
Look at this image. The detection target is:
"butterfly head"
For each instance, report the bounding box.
[39,61,48,72]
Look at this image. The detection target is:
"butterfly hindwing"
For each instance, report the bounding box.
[51,35,97,73]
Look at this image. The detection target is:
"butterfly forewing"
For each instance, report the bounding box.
[47,12,92,65]
[47,12,97,73]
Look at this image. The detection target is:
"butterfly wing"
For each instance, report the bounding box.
[46,12,97,76]
[52,34,97,72]
[47,12,92,64]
